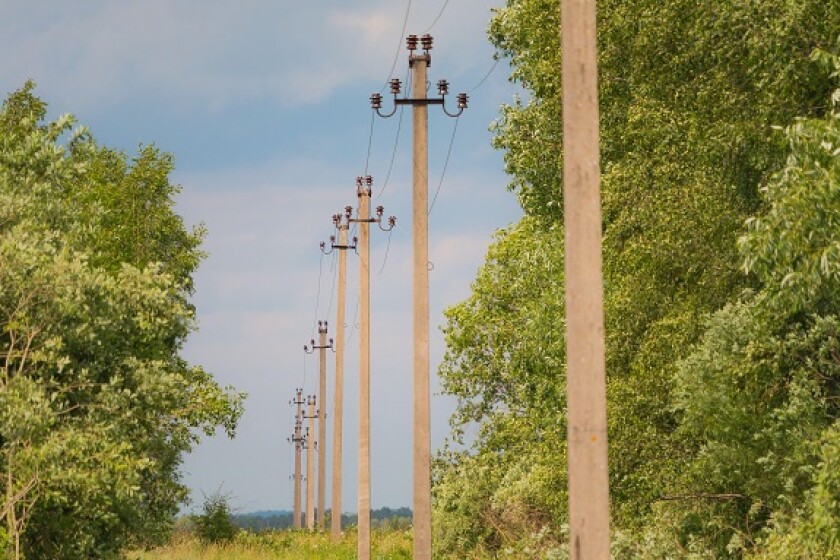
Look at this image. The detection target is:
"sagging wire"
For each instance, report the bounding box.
[363,110,375,177]
[380,0,413,94]
[345,296,361,345]
[376,106,404,199]
[469,57,501,93]
[428,115,460,215]
[423,0,451,34]
[311,251,325,338]
[325,250,339,324]
[377,66,411,199]
[378,228,394,275]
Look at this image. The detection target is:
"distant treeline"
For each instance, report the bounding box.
[231,507,412,532]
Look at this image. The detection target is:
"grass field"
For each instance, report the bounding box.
[128,529,413,560]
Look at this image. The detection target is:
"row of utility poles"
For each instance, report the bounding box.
[287,34,465,560]
[287,1,610,555]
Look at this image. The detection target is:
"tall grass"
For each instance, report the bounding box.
[128,528,412,560]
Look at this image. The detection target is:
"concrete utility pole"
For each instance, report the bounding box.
[304,395,317,530]
[290,389,306,529]
[348,176,395,560]
[371,34,466,560]
[561,0,610,558]
[321,209,357,540]
[305,322,334,530]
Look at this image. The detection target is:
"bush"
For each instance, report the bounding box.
[193,490,238,544]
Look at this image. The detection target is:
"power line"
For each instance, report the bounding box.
[378,229,394,275]
[301,352,308,391]
[345,296,360,345]
[429,116,460,214]
[423,0,452,34]
[376,106,405,199]
[311,251,325,338]
[326,251,338,324]
[363,110,375,176]
[469,57,501,93]
[380,0,413,93]
[376,66,411,199]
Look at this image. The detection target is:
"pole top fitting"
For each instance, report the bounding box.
[421,34,433,52]
[356,175,373,197]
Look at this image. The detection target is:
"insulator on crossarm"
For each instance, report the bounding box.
[421,34,433,51]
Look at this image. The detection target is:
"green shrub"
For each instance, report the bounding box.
[193,490,238,544]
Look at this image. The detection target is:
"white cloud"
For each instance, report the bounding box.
[2,1,508,114]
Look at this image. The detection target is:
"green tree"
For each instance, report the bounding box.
[648,66,840,557]
[434,1,840,557]
[0,83,245,560]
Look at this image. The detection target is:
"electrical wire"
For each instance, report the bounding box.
[363,110,375,176]
[469,57,501,93]
[325,250,338,324]
[311,252,324,338]
[428,115,460,215]
[301,352,308,392]
[423,0,451,34]
[376,106,404,199]
[345,296,361,345]
[380,0,413,93]
[378,228,393,275]
[376,66,411,199]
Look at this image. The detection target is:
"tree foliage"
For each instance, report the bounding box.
[434,1,840,557]
[0,83,245,560]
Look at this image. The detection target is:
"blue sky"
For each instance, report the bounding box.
[1,1,523,513]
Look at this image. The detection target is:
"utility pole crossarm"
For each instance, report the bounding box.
[370,35,468,121]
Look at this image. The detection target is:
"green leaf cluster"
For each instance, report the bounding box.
[0,83,245,560]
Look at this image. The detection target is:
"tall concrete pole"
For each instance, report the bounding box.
[293,419,302,529]
[331,224,348,540]
[358,183,371,560]
[292,389,304,529]
[369,36,458,559]
[561,0,610,558]
[410,50,432,560]
[317,323,328,530]
[306,395,317,530]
